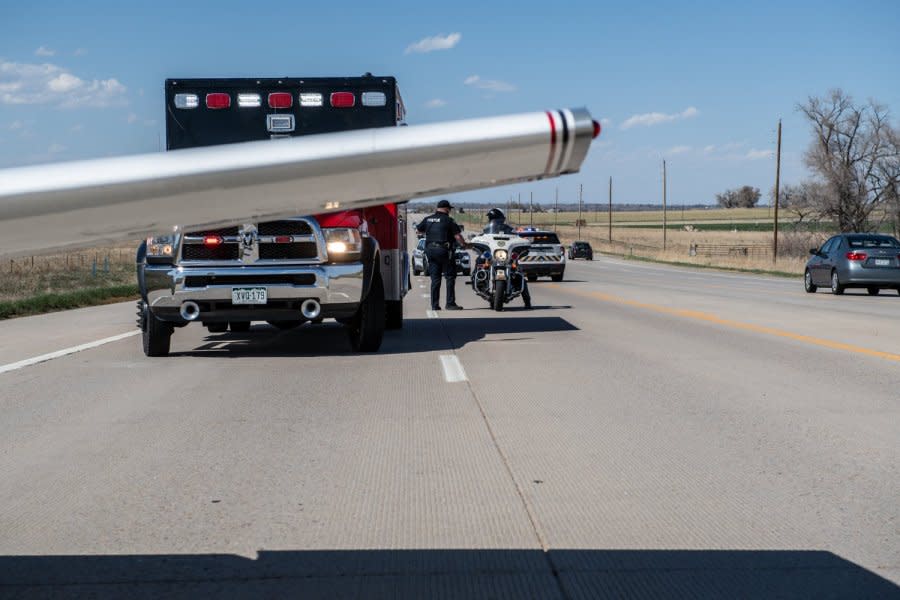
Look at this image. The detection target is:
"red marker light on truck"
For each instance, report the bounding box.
[593,120,601,138]
[205,93,231,109]
[846,252,867,261]
[203,235,224,246]
[330,92,355,108]
[268,92,293,109]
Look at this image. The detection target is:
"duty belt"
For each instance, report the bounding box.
[427,242,450,248]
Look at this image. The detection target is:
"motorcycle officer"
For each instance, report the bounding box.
[482,208,532,309]
[416,199,469,310]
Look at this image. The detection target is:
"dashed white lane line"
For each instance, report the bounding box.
[426,310,439,318]
[0,330,141,375]
[421,293,431,299]
[439,354,468,383]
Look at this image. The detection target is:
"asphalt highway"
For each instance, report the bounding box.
[1,253,898,598]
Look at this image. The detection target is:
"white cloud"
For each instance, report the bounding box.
[48,142,66,154]
[70,123,84,133]
[425,98,447,108]
[74,48,88,57]
[464,75,516,93]
[405,33,461,54]
[127,113,138,124]
[9,120,24,130]
[35,46,55,57]
[0,61,127,108]
[620,106,699,130]
[600,117,612,126]
[745,149,774,160]
[666,145,691,155]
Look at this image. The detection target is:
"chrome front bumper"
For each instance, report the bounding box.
[144,263,364,322]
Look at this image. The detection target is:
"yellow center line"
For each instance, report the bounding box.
[547,284,900,363]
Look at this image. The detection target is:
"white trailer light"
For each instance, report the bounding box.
[361,91,387,107]
[300,93,323,107]
[238,93,261,107]
[174,93,199,109]
[266,114,295,133]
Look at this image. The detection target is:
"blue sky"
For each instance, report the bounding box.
[1,1,898,207]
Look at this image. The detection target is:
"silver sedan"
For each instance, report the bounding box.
[805,234,900,295]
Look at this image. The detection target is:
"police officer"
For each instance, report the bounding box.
[416,199,469,310]
[482,208,532,309]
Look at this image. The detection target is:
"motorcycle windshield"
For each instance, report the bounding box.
[484,220,512,234]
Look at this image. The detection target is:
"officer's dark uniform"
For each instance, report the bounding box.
[416,207,462,310]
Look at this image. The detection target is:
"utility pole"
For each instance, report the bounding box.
[662,160,667,251]
[554,187,559,233]
[608,176,612,243]
[530,191,534,226]
[577,184,583,240]
[773,119,782,264]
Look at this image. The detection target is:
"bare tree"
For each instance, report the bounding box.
[716,186,760,208]
[799,89,900,232]
[773,182,827,227]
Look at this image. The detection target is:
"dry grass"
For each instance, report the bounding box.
[0,242,138,303]
[556,225,817,275]
[459,207,775,227]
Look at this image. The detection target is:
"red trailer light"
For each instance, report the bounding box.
[846,252,867,261]
[330,92,355,108]
[273,236,293,244]
[205,93,231,109]
[204,235,224,246]
[593,120,602,138]
[268,92,293,109]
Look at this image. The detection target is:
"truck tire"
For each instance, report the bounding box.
[527,274,538,282]
[206,323,228,333]
[386,299,403,329]
[142,306,172,357]
[229,321,251,332]
[551,272,564,282]
[347,272,385,352]
[492,279,506,311]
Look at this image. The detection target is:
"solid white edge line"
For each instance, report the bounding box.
[426,310,439,318]
[0,330,141,375]
[439,354,468,383]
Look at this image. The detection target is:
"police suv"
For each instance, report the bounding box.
[515,229,566,281]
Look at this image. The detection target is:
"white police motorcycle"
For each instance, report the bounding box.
[468,231,531,311]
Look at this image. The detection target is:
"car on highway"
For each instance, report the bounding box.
[805,233,900,295]
[568,240,594,260]
[515,229,566,281]
[412,238,471,276]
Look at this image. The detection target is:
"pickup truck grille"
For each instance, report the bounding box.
[181,220,322,263]
[259,242,318,260]
[181,226,241,261]
[258,220,313,236]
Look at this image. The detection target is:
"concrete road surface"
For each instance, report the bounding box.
[1,253,898,598]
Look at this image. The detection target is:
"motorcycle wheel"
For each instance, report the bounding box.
[492,279,506,311]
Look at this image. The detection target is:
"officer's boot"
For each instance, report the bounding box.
[445,276,462,310]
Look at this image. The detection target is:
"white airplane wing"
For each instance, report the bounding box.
[0,108,598,257]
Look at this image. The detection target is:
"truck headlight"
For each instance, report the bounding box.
[493,249,509,263]
[146,234,178,261]
[324,228,363,262]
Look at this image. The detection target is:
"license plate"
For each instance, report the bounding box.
[232,287,267,304]
[874,259,890,266]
